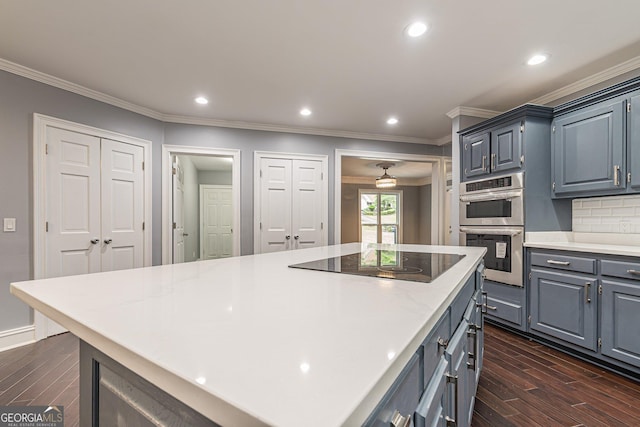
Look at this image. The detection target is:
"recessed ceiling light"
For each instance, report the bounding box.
[527,54,548,66]
[195,96,209,105]
[406,22,428,37]
[387,117,399,125]
[300,108,312,116]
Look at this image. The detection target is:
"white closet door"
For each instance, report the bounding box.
[173,157,185,263]
[260,158,292,253]
[200,185,233,260]
[101,139,144,271]
[292,160,323,249]
[46,127,102,278]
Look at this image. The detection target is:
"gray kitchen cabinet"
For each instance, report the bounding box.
[483,280,526,331]
[529,268,598,351]
[462,132,490,179]
[551,97,626,197]
[630,92,640,190]
[525,248,640,378]
[490,121,523,174]
[414,358,449,427]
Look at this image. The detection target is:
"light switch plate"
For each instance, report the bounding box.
[3,218,16,232]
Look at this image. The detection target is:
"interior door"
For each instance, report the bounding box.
[46,127,102,336]
[200,185,233,260]
[260,158,292,253]
[173,156,185,263]
[291,160,323,249]
[101,139,144,271]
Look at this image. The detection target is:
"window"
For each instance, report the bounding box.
[359,190,402,244]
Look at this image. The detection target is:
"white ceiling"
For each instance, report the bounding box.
[342,157,432,179]
[2,1,640,143]
[180,155,233,172]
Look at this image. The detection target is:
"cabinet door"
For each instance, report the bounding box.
[462,132,490,180]
[445,319,471,427]
[490,122,522,173]
[414,358,449,427]
[291,160,323,249]
[529,269,598,351]
[601,280,640,368]
[259,158,292,253]
[552,98,626,196]
[629,93,640,191]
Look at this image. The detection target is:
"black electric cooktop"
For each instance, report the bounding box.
[288,250,465,283]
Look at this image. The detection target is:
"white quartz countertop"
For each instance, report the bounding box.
[11,243,485,427]
[524,232,640,257]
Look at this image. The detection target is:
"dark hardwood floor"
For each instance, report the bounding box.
[0,325,639,426]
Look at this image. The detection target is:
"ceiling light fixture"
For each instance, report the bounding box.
[386,117,399,125]
[406,22,428,38]
[300,108,312,116]
[195,96,209,105]
[527,54,548,66]
[376,162,397,188]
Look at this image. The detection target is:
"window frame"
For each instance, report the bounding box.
[357,189,403,244]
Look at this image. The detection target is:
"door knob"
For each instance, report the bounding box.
[90,239,100,244]
[285,235,291,240]
[294,235,299,240]
[183,233,189,237]
[104,238,113,244]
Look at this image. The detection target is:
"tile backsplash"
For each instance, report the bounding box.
[573,195,640,233]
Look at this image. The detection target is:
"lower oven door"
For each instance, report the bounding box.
[459,226,523,286]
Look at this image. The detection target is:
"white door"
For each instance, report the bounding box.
[45,130,146,336]
[101,139,144,271]
[173,157,185,263]
[260,158,292,253]
[46,127,102,336]
[291,160,323,249]
[200,185,233,260]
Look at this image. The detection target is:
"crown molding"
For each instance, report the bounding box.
[433,135,452,146]
[0,57,438,146]
[161,114,433,145]
[446,106,502,119]
[530,54,640,105]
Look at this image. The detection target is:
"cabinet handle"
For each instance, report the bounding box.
[546,259,570,266]
[484,303,498,311]
[585,282,591,304]
[437,337,449,351]
[614,165,621,186]
[627,269,640,276]
[491,153,496,170]
[467,325,477,371]
[445,373,458,427]
[390,410,411,427]
[482,155,487,171]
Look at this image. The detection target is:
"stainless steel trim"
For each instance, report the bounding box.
[614,165,621,186]
[460,172,524,195]
[445,373,458,427]
[459,190,523,203]
[585,282,591,304]
[627,269,640,275]
[460,227,522,236]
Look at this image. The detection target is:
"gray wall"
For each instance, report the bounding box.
[198,170,232,185]
[0,69,447,334]
[340,183,431,244]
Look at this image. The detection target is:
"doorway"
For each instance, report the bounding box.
[162,145,241,264]
[335,149,449,246]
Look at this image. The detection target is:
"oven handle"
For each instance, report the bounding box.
[459,190,522,203]
[460,226,523,236]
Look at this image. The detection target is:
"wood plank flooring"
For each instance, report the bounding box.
[0,324,638,426]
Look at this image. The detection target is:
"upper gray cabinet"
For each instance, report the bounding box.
[551,97,626,196]
[551,77,640,198]
[460,105,552,182]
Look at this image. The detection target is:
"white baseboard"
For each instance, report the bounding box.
[0,325,36,352]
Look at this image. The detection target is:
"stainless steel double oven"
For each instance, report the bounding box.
[459,172,524,286]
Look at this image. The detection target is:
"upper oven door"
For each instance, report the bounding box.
[459,189,524,226]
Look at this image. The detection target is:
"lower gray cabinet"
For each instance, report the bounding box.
[529,268,598,351]
[414,359,449,427]
[446,318,472,427]
[601,280,640,368]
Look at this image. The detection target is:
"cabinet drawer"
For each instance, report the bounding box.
[414,357,449,427]
[363,353,421,427]
[422,310,450,390]
[485,294,523,327]
[530,252,596,274]
[601,259,640,281]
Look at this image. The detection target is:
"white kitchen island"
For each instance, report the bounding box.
[11,243,485,427]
